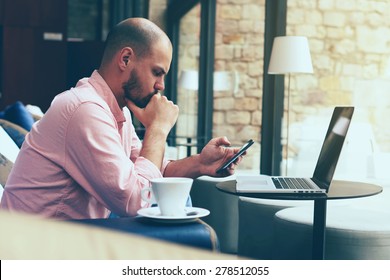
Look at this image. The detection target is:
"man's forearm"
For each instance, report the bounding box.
[140,127,168,170]
[163,155,203,178]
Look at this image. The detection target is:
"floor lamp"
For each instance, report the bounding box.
[268,36,313,176]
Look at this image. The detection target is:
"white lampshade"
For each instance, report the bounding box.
[178,70,237,92]
[178,70,199,90]
[213,71,232,91]
[268,36,313,74]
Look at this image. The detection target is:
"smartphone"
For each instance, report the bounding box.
[216,139,254,174]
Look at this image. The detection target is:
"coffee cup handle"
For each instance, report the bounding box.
[141,187,154,203]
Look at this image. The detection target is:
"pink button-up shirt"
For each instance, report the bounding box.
[1,71,168,219]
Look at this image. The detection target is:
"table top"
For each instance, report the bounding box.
[216,179,383,200]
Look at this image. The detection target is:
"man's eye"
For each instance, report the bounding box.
[154,70,164,77]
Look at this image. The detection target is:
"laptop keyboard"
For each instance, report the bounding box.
[271,177,316,190]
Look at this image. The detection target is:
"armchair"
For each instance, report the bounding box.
[190,176,239,254]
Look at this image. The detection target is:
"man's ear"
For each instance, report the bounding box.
[119,47,133,70]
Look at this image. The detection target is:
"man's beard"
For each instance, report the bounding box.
[123,70,157,108]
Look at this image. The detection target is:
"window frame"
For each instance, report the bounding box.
[261,0,287,175]
[166,0,216,152]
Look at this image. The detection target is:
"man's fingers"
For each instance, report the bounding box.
[214,136,231,147]
[126,101,138,112]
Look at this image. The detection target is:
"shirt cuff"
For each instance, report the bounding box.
[134,156,164,181]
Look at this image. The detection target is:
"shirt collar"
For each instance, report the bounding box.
[88,70,126,124]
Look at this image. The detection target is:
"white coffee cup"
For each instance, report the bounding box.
[141,177,193,217]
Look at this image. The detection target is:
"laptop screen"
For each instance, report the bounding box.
[312,106,354,189]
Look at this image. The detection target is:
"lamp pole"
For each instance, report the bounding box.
[285,73,291,176]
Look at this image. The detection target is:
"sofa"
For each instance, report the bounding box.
[0,210,238,260]
[1,101,39,191]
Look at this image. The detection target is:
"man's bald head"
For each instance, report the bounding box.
[100,18,171,67]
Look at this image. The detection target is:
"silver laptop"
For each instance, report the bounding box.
[236,106,354,194]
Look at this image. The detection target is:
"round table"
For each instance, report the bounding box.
[216,179,382,259]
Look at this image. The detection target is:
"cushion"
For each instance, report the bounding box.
[0,119,28,148]
[25,104,44,117]
[0,101,35,131]
[0,153,13,186]
[0,126,20,162]
[25,104,44,122]
[274,205,390,259]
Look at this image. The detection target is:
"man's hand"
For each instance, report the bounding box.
[126,93,179,170]
[163,137,246,178]
[199,137,245,177]
[126,93,179,136]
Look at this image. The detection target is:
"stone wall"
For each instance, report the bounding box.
[213,0,265,169]
[149,0,168,30]
[287,0,390,153]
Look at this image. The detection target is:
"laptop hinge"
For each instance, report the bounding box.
[311,177,329,191]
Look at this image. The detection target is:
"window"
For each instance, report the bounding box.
[166,0,215,158]
[67,0,108,41]
[175,4,201,158]
[284,0,390,181]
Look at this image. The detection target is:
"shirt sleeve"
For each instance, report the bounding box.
[125,107,171,176]
[63,102,162,216]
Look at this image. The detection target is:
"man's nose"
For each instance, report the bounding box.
[155,79,165,91]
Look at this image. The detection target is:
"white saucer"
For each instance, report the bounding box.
[137,207,210,222]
